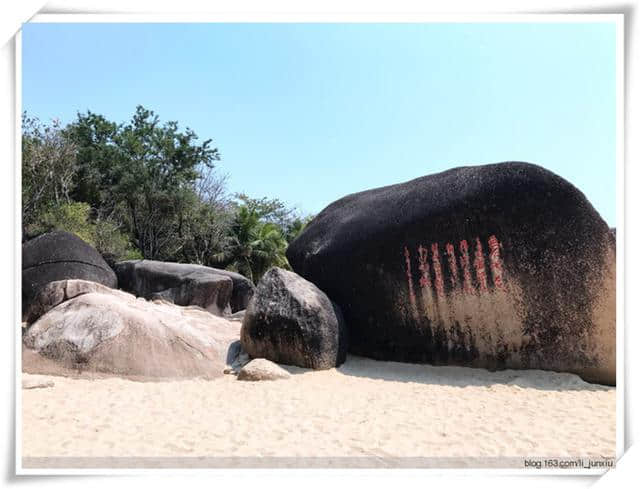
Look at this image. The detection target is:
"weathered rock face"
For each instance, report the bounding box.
[23,280,240,379]
[114,260,234,316]
[241,267,348,370]
[209,269,256,312]
[286,162,616,385]
[23,279,115,324]
[237,358,291,381]
[22,231,117,319]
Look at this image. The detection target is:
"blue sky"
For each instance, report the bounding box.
[22,22,617,225]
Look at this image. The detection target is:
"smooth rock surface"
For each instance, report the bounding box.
[227,309,246,322]
[241,267,348,370]
[23,284,240,379]
[237,358,291,381]
[286,162,616,385]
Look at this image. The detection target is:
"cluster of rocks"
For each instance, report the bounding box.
[21,231,342,382]
[21,232,255,380]
[21,162,616,385]
[23,278,241,378]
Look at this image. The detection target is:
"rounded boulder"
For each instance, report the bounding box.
[241,267,348,370]
[22,231,117,318]
[286,162,616,385]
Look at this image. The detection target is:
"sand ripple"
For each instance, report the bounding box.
[22,356,615,460]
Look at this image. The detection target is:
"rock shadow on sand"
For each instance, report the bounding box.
[280,355,613,393]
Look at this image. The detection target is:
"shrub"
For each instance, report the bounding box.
[26,201,142,265]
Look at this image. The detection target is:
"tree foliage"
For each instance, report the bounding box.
[22,106,311,283]
[213,206,289,282]
[22,114,78,236]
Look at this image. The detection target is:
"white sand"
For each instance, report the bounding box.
[21,356,615,466]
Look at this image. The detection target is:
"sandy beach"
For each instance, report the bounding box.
[21,356,616,468]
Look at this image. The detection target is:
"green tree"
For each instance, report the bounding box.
[250,221,289,279]
[66,106,222,260]
[28,201,142,264]
[283,215,314,243]
[64,111,123,214]
[214,206,288,282]
[234,193,296,228]
[22,114,78,238]
[214,206,261,280]
[22,106,308,276]
[29,201,94,243]
[177,193,232,266]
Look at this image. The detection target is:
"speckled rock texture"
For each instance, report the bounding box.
[241,267,348,370]
[287,162,616,385]
[114,260,236,316]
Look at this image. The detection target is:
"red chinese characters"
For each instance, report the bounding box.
[445,243,459,288]
[431,243,445,298]
[417,245,431,289]
[459,239,473,294]
[488,234,504,289]
[403,234,505,306]
[474,238,488,291]
[404,246,417,308]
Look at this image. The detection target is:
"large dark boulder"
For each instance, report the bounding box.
[240,267,348,369]
[286,162,616,385]
[114,260,234,316]
[22,231,117,319]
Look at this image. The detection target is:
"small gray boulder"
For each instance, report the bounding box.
[237,359,291,381]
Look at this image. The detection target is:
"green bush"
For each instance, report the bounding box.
[28,202,94,243]
[93,217,143,265]
[27,201,142,265]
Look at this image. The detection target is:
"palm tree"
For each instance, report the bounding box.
[213,205,288,283]
[251,222,288,280]
[284,215,314,243]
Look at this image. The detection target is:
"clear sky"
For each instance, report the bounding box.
[22,22,617,225]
